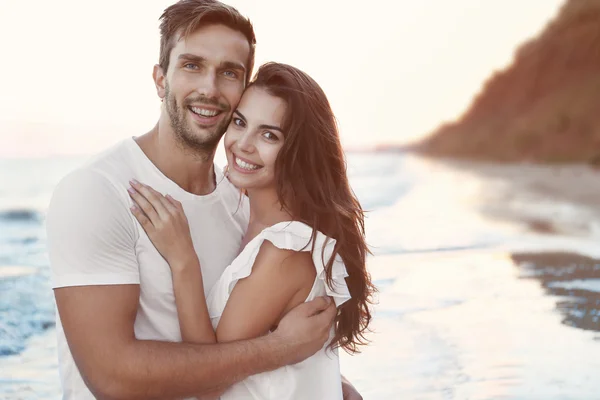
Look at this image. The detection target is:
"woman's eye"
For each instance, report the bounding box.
[233,117,245,127]
[263,131,279,141]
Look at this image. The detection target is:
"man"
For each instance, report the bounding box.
[46,0,363,399]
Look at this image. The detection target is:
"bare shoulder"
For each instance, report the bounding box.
[254,240,316,284]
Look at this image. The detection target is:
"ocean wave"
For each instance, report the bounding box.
[0,209,42,222]
[0,269,55,356]
[547,279,600,293]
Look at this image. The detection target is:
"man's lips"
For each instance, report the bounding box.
[188,105,225,125]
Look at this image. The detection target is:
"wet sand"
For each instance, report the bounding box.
[446,160,600,238]
[341,250,600,399]
[340,159,600,398]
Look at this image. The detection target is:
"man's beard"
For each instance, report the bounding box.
[164,83,231,159]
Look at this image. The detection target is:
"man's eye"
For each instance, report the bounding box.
[233,118,245,127]
[184,63,198,70]
[223,70,238,78]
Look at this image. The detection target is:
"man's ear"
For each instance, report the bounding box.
[153,64,166,100]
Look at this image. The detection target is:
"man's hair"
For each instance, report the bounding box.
[158,0,256,84]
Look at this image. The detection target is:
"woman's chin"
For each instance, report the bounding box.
[226,171,277,193]
[227,171,252,190]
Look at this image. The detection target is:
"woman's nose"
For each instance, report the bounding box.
[237,132,255,153]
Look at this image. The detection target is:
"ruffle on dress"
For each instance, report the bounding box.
[207,221,351,321]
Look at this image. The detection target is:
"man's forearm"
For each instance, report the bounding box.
[90,335,285,400]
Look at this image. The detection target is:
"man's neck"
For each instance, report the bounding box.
[135,124,217,196]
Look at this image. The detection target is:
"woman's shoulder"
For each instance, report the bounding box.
[259,220,321,246]
[256,221,351,307]
[224,221,316,283]
[253,239,315,281]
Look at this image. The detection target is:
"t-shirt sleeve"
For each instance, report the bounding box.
[46,168,140,288]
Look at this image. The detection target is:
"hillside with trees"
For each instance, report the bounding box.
[415,0,600,163]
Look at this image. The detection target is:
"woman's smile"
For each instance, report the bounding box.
[232,153,263,173]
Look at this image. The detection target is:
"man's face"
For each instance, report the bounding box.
[156,24,250,154]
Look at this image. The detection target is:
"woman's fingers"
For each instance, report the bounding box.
[146,185,179,215]
[166,194,184,212]
[128,185,160,225]
[129,180,170,221]
[130,204,152,230]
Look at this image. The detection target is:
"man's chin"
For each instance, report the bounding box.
[178,127,223,150]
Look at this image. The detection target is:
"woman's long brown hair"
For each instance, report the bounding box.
[251,62,376,354]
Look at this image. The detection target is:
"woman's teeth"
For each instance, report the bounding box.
[235,157,260,171]
[190,107,220,117]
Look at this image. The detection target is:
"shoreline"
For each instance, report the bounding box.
[424,157,600,241]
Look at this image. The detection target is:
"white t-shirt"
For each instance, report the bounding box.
[207,221,351,400]
[46,138,250,399]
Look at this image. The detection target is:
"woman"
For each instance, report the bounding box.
[128,62,375,399]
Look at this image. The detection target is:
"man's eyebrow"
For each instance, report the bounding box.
[177,53,205,63]
[233,110,283,133]
[220,61,246,73]
[177,54,246,73]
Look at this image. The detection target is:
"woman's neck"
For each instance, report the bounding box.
[247,187,293,231]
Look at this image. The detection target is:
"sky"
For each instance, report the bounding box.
[0,0,564,158]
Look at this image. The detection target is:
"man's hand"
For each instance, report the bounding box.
[342,375,363,400]
[271,296,336,365]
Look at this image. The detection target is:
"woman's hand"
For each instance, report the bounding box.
[128,179,195,268]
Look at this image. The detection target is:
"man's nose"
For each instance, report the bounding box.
[196,70,219,99]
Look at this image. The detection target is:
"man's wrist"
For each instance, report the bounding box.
[254,333,288,370]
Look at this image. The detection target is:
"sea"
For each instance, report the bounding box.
[1,150,600,399]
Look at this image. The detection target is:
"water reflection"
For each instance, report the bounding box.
[512,252,600,332]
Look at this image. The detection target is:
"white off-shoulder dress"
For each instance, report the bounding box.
[206,221,351,400]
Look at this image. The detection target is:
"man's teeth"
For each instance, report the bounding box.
[190,107,220,117]
[235,157,260,170]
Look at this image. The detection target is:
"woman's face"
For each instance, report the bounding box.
[223,86,287,190]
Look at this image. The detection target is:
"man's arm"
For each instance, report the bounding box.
[55,284,334,400]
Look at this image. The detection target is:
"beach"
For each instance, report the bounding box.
[2,152,600,399]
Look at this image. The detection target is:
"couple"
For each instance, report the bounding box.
[47,0,375,399]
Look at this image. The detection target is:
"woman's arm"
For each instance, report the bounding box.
[216,240,316,342]
[170,258,216,344]
[128,180,215,344]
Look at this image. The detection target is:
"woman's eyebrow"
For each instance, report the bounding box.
[234,110,247,121]
[234,110,283,132]
[258,124,283,133]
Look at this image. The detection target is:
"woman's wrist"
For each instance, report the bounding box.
[170,253,201,274]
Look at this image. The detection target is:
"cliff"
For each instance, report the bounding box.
[415,0,600,163]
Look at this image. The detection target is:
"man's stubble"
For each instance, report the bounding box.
[164,82,231,161]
